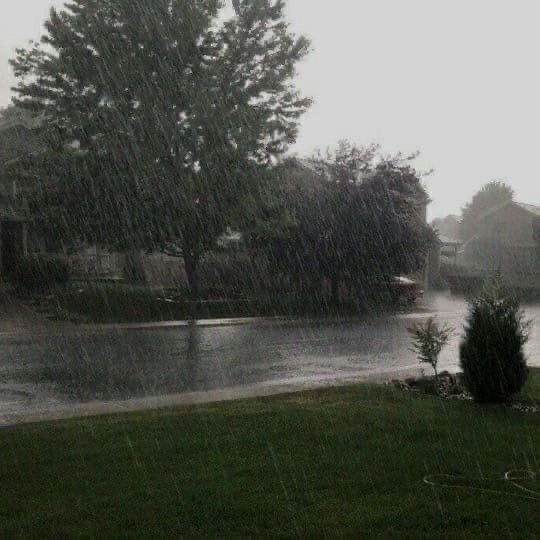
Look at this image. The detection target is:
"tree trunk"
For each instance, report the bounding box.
[433,365,440,396]
[123,249,146,284]
[331,275,340,306]
[184,251,200,299]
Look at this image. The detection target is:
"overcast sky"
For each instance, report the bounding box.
[1,0,539,219]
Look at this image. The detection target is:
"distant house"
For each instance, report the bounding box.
[430,215,462,265]
[0,110,36,278]
[462,201,540,277]
[438,235,462,265]
[216,228,243,251]
[0,108,124,282]
[425,232,462,289]
[0,109,242,286]
[0,198,28,278]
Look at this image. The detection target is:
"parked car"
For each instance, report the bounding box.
[390,276,424,304]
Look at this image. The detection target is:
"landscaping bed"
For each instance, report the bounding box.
[0,370,538,537]
[393,371,540,412]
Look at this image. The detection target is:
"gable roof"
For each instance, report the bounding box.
[438,234,462,246]
[516,202,540,217]
[477,200,540,221]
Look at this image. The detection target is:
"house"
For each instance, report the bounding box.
[430,216,462,263]
[0,199,28,277]
[0,108,121,282]
[461,201,540,277]
[439,235,462,265]
[0,110,35,278]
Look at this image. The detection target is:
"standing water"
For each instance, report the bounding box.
[0,292,538,422]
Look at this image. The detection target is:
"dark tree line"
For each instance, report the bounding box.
[248,143,435,307]
[460,181,513,241]
[10,0,310,294]
[8,1,435,303]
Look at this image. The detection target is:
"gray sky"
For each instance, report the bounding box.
[1,0,539,219]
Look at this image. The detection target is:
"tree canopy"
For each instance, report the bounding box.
[10,0,311,292]
[461,181,514,241]
[248,142,435,307]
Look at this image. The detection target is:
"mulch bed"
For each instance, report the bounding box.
[392,372,539,413]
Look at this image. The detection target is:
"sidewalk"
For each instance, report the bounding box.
[0,366,426,428]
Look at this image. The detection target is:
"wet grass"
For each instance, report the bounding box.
[0,371,539,537]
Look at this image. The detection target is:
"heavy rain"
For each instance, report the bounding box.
[0,0,539,537]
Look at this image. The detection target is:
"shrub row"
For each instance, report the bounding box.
[9,255,70,292]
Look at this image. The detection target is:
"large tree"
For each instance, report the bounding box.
[249,142,435,307]
[10,0,310,294]
[461,181,514,241]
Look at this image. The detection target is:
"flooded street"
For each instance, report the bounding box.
[1,292,539,422]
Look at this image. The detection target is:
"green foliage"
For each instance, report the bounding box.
[197,253,258,299]
[459,286,530,403]
[249,143,435,306]
[461,181,514,241]
[51,283,267,322]
[0,373,539,536]
[409,318,453,378]
[10,255,70,292]
[52,285,182,323]
[10,0,311,295]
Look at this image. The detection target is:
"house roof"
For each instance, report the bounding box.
[477,200,540,221]
[516,202,540,217]
[438,234,462,246]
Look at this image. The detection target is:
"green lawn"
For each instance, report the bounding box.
[1,373,539,537]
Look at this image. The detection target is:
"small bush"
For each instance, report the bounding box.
[409,318,453,380]
[459,286,530,403]
[11,255,70,292]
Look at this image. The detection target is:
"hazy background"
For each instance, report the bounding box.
[1,0,539,219]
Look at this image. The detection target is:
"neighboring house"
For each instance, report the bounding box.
[0,197,28,278]
[438,235,462,265]
[0,109,235,286]
[425,233,462,289]
[461,201,540,277]
[430,216,462,264]
[0,110,35,278]
[0,108,122,282]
